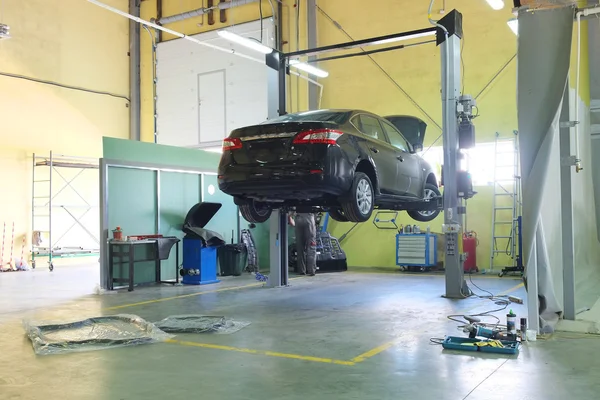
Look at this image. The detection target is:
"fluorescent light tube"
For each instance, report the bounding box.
[289,60,329,78]
[486,0,505,10]
[217,30,273,54]
[507,19,518,35]
[371,30,436,46]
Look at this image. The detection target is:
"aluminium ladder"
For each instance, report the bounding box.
[489,131,522,273]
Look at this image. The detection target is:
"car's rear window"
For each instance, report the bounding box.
[261,110,350,125]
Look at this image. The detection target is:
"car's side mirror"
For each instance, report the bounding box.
[412,143,423,153]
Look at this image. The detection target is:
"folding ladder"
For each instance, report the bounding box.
[489,131,521,272]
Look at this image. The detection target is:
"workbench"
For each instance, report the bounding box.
[108,238,180,291]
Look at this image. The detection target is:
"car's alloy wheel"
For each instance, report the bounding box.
[408,183,442,222]
[417,187,437,218]
[356,179,373,216]
[340,172,374,223]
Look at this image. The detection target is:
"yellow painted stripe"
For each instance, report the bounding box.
[167,339,355,366]
[348,269,518,280]
[350,337,403,363]
[104,277,304,311]
[104,282,263,310]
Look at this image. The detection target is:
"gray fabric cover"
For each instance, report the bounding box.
[517,5,575,332]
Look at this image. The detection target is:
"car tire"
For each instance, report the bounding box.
[328,208,349,222]
[340,172,374,223]
[408,183,442,222]
[239,200,272,223]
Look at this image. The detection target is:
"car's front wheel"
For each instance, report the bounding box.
[408,183,441,222]
[239,200,272,223]
[340,172,374,223]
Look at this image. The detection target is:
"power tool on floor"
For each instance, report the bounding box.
[462,316,514,341]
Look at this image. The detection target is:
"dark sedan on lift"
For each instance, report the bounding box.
[217,109,442,223]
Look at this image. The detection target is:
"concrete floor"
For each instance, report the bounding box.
[1,267,599,399]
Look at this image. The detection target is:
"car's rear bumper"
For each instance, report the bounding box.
[218,165,352,202]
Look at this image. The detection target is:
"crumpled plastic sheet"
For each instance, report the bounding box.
[153,315,251,334]
[23,314,173,356]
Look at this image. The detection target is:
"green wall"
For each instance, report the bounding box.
[103,137,241,286]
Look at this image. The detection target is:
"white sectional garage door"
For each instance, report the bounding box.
[156,19,275,149]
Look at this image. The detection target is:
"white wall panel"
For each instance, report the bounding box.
[156,19,275,149]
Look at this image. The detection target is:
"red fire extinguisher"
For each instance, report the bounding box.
[463,231,478,273]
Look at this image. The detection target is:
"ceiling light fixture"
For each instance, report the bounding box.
[507,18,518,35]
[371,30,436,46]
[485,0,505,10]
[288,60,329,78]
[217,30,273,54]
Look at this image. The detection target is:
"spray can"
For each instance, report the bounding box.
[520,317,527,341]
[506,310,517,335]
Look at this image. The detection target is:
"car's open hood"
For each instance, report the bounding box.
[384,115,427,147]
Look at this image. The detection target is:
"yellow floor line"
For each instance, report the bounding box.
[350,337,403,363]
[104,282,263,310]
[348,269,519,280]
[104,277,305,311]
[166,339,355,366]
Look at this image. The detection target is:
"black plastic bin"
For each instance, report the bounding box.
[218,244,247,276]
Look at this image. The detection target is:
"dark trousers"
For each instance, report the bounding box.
[295,214,316,274]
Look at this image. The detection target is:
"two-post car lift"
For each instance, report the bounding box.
[264,10,476,298]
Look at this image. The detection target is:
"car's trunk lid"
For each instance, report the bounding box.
[228,121,334,165]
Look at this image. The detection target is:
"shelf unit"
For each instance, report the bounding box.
[32,151,100,271]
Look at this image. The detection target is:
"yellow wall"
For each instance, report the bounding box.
[140,1,591,272]
[0,0,130,262]
[318,0,519,270]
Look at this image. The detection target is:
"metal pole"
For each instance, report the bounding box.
[307,0,318,110]
[439,21,468,298]
[129,0,141,141]
[559,83,576,320]
[99,159,109,289]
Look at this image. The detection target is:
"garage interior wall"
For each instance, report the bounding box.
[0,0,130,259]
[138,0,599,283]
[155,19,276,149]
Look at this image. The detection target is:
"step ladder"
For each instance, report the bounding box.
[489,131,522,272]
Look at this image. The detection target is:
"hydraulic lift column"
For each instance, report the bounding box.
[437,11,471,298]
[265,50,290,288]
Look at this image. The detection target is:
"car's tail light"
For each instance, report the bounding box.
[292,129,344,145]
[222,137,242,151]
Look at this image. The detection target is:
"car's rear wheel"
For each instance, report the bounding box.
[408,183,441,222]
[239,200,272,223]
[328,208,348,222]
[340,172,374,223]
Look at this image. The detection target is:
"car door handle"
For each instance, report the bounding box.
[397,155,404,162]
[370,147,379,153]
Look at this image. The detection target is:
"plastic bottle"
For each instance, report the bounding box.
[426,225,431,234]
[507,310,517,335]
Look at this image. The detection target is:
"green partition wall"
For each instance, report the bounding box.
[101,137,245,288]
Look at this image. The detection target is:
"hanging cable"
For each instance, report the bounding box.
[259,0,263,42]
[316,5,442,132]
[0,71,130,101]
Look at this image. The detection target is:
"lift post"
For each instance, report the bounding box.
[437,10,471,298]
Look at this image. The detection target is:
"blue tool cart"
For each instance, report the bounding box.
[180,202,225,285]
[396,233,437,268]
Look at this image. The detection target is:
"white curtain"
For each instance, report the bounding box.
[517,5,575,332]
